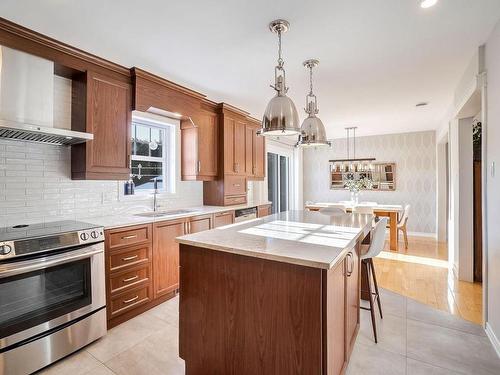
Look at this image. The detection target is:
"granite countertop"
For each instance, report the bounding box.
[82,201,272,230]
[176,210,372,269]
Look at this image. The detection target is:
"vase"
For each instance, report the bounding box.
[350,191,359,205]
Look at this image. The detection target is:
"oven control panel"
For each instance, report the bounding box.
[78,229,105,244]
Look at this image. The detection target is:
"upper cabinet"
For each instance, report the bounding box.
[246,118,265,181]
[71,71,132,180]
[181,109,218,181]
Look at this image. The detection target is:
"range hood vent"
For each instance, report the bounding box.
[0,46,93,146]
[0,121,93,146]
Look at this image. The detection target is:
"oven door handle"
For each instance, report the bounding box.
[0,247,103,278]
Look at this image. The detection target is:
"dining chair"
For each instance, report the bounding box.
[352,205,374,215]
[397,204,410,249]
[319,203,347,213]
[360,217,387,343]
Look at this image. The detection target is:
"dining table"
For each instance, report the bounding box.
[305,202,404,251]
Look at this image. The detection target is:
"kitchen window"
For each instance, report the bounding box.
[130,116,176,193]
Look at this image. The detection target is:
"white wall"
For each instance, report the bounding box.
[485,18,500,352]
[0,77,203,227]
[303,130,437,234]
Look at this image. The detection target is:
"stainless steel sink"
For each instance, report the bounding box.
[134,209,199,218]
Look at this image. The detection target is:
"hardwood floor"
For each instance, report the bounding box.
[373,236,483,324]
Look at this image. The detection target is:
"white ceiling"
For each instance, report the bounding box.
[2,0,500,138]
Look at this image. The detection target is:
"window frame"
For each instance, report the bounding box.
[130,114,176,194]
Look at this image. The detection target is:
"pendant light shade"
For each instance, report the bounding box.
[297,59,330,147]
[260,20,300,136]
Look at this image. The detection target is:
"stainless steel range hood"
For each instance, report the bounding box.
[0,46,93,146]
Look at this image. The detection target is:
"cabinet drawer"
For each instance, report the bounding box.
[109,264,151,295]
[224,195,247,206]
[107,224,152,249]
[224,175,247,196]
[108,244,151,272]
[109,285,152,318]
[214,211,235,227]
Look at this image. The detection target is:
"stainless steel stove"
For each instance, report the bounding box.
[0,220,107,375]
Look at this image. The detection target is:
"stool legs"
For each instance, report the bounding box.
[361,258,383,343]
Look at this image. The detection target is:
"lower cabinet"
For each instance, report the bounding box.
[105,214,218,328]
[257,204,272,218]
[213,211,235,227]
[153,219,186,298]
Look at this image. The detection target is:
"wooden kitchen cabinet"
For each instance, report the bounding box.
[213,211,235,227]
[346,246,360,356]
[223,114,246,175]
[71,70,132,180]
[153,218,186,298]
[253,129,265,179]
[181,110,218,181]
[257,204,272,218]
[246,119,265,181]
[187,214,212,233]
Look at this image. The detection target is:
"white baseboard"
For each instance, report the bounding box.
[486,322,500,358]
[407,231,437,238]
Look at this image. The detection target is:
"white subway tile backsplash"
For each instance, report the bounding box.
[0,138,203,227]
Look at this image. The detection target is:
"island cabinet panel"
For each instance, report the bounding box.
[345,245,360,356]
[324,259,347,375]
[71,71,132,180]
[213,210,235,227]
[153,219,186,298]
[179,245,324,375]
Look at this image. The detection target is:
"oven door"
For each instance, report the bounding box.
[0,243,105,350]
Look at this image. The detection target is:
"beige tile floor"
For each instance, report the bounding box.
[38,289,500,375]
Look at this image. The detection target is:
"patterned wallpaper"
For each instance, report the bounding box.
[303,131,437,234]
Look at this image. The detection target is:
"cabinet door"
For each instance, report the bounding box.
[233,120,246,175]
[188,215,212,234]
[257,204,271,218]
[223,117,236,174]
[326,260,346,375]
[213,211,235,227]
[83,71,131,178]
[253,131,265,179]
[345,247,360,356]
[245,124,255,177]
[153,219,185,298]
[197,112,218,178]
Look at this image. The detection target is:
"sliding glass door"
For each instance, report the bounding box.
[267,152,290,214]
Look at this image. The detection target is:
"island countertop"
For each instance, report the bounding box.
[176,210,372,269]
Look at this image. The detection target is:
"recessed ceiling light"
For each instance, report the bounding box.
[420,0,438,8]
[416,102,428,107]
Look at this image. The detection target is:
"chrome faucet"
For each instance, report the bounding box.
[153,177,159,212]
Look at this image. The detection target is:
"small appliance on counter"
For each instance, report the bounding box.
[0,220,106,375]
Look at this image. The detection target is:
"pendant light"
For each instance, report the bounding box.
[296,59,330,147]
[260,19,300,136]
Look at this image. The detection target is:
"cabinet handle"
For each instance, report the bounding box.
[346,253,353,276]
[122,234,137,240]
[197,160,201,173]
[122,275,139,283]
[122,295,139,304]
[122,255,138,262]
[233,184,241,187]
[188,221,192,233]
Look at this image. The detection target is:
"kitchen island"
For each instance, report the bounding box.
[176,210,372,375]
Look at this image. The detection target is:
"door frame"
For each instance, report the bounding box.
[266,139,301,211]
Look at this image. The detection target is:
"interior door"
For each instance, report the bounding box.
[267,152,290,214]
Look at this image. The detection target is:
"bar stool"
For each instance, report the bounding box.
[360,217,387,343]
